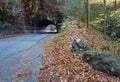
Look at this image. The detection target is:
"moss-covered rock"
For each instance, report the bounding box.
[82,51,120,77]
[71,38,91,53]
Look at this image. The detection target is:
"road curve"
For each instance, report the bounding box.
[0,34,52,82]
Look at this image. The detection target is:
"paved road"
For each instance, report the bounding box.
[0,34,52,82]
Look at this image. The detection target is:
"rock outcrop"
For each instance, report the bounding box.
[71,39,90,53]
[82,51,120,77]
[72,38,120,77]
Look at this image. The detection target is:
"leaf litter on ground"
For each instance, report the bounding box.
[38,17,120,82]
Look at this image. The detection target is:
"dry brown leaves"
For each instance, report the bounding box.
[0,34,17,38]
[38,20,120,82]
[0,33,27,38]
[16,71,35,78]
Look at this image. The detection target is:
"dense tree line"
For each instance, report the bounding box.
[0,0,65,25]
[0,0,120,40]
[0,0,65,34]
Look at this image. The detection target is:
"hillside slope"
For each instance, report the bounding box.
[38,17,120,82]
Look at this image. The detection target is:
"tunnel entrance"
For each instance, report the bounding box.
[36,24,57,33]
[32,10,65,33]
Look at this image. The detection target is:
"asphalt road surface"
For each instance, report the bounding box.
[0,34,52,82]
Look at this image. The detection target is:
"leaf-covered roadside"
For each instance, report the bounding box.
[38,18,120,82]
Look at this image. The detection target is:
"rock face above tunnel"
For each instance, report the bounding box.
[36,19,55,28]
[71,39,90,53]
[82,51,120,77]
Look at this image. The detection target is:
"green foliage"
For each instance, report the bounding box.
[104,10,120,29]
[107,10,120,39]
[91,14,104,30]
[90,0,120,41]
[82,51,93,63]
[111,28,120,39]
[52,36,59,43]
[88,34,94,39]
[4,0,22,16]
[0,21,24,34]
[0,3,11,22]
[101,45,109,51]
[65,0,86,21]
[110,40,120,56]
[91,0,120,5]
[117,43,120,55]
[0,0,22,23]
[0,22,13,34]
[90,3,104,21]
[53,10,66,23]
[91,9,120,40]
[59,22,67,32]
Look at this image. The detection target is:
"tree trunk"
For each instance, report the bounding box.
[104,0,107,39]
[86,0,90,28]
[115,0,117,10]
